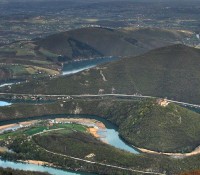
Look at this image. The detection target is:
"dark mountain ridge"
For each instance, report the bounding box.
[35,27,190,60]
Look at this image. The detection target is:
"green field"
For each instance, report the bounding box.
[38,48,59,58]
[0,130,23,140]
[24,123,86,136]
[0,123,86,140]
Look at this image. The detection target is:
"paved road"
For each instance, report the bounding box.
[1,92,200,108]
[33,139,165,175]
[31,128,65,137]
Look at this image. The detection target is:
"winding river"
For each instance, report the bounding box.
[0,114,138,175]
[0,56,138,174]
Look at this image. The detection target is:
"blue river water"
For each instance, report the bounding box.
[98,129,138,153]
[62,56,120,75]
[0,56,138,174]
[0,160,94,175]
[0,79,23,88]
[0,101,12,106]
[0,83,14,88]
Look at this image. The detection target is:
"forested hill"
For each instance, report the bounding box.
[35,27,190,60]
[8,44,200,104]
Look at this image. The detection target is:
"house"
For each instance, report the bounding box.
[157,98,169,107]
[85,153,95,159]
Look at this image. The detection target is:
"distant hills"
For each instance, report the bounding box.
[34,27,190,60]
[0,27,191,81]
[8,44,200,104]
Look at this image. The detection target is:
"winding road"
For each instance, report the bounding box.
[32,137,165,175]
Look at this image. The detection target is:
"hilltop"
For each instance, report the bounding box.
[8,44,200,104]
[35,27,190,60]
[117,100,200,153]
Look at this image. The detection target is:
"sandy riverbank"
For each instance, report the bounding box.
[0,146,9,153]
[0,120,38,132]
[55,118,106,139]
[136,145,200,158]
[20,121,38,126]
[23,160,53,166]
[87,127,100,138]
[0,124,17,130]
[95,121,105,129]
[55,118,106,129]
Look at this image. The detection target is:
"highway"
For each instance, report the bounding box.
[0,92,200,108]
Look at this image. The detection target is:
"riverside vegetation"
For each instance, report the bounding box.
[0,168,49,175]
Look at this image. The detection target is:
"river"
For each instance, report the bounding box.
[0,160,94,175]
[0,57,120,90]
[0,80,23,88]
[0,114,138,175]
[62,56,120,75]
[0,83,14,88]
[0,101,12,106]
[0,56,138,174]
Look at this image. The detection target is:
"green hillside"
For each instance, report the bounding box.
[1,99,200,153]
[117,100,200,153]
[0,27,189,82]
[8,44,200,104]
